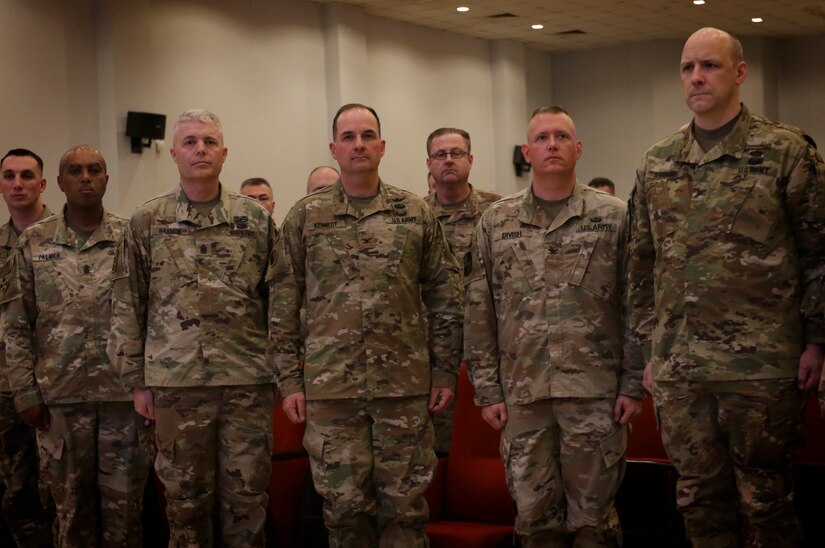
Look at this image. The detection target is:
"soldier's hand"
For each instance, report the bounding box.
[642,362,654,395]
[134,387,155,424]
[798,343,823,393]
[428,387,454,412]
[283,392,306,424]
[481,402,508,430]
[614,395,643,425]
[19,403,50,431]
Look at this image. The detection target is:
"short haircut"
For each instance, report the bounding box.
[1,148,44,173]
[588,177,615,192]
[727,32,744,64]
[240,177,271,191]
[307,166,339,181]
[58,145,106,175]
[426,128,471,155]
[173,109,223,136]
[332,103,381,139]
[529,105,570,121]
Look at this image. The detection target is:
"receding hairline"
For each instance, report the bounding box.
[685,27,744,64]
[58,145,107,175]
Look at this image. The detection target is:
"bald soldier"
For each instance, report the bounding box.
[3,145,153,546]
[424,127,500,453]
[306,165,339,194]
[270,103,462,547]
[464,106,643,546]
[628,28,825,546]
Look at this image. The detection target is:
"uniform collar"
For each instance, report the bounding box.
[53,207,119,249]
[677,103,752,165]
[174,183,232,227]
[517,181,585,230]
[331,179,394,218]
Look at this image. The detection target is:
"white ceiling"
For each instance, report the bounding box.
[312,0,825,52]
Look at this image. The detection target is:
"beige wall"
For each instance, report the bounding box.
[0,0,822,221]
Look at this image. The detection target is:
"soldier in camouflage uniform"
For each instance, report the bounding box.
[424,127,500,453]
[108,109,277,547]
[269,104,463,547]
[2,145,153,547]
[628,28,825,547]
[464,106,644,547]
[0,149,54,547]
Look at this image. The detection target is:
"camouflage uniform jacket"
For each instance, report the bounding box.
[628,104,825,382]
[464,183,643,407]
[268,180,463,400]
[107,185,277,389]
[424,185,501,265]
[0,205,53,393]
[2,208,129,412]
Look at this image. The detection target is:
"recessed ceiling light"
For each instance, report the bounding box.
[693,0,705,5]
[751,17,763,23]
[532,24,544,30]
[457,6,470,12]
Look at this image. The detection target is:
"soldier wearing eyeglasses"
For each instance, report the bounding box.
[424,127,500,453]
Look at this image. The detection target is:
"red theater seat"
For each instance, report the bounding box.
[269,403,310,548]
[425,364,515,547]
[626,395,669,463]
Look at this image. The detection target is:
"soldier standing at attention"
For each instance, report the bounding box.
[3,145,153,547]
[0,148,54,547]
[108,109,278,547]
[628,27,825,546]
[424,127,500,453]
[464,106,643,547]
[269,103,463,547]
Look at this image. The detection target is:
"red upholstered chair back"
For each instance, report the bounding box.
[626,396,669,462]
[444,364,515,524]
[796,394,825,465]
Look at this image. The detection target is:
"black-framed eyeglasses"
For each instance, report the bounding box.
[429,149,469,161]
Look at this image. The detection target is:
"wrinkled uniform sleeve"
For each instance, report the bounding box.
[2,242,43,411]
[618,207,646,398]
[790,144,825,346]
[268,207,305,397]
[626,162,657,365]
[420,206,463,390]
[463,214,504,406]
[107,220,150,390]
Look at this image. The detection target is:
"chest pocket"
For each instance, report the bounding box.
[306,228,358,297]
[33,256,75,310]
[727,176,782,245]
[567,233,615,301]
[493,238,542,309]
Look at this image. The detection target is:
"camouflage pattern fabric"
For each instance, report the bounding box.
[107,184,277,390]
[153,385,274,547]
[0,392,53,547]
[268,180,463,401]
[502,398,625,547]
[107,185,276,546]
[628,105,825,546]
[304,396,434,548]
[425,185,500,453]
[0,206,53,547]
[627,105,825,381]
[423,185,501,268]
[0,205,52,392]
[464,182,644,407]
[36,401,153,547]
[2,209,131,411]
[463,182,637,545]
[654,379,806,547]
